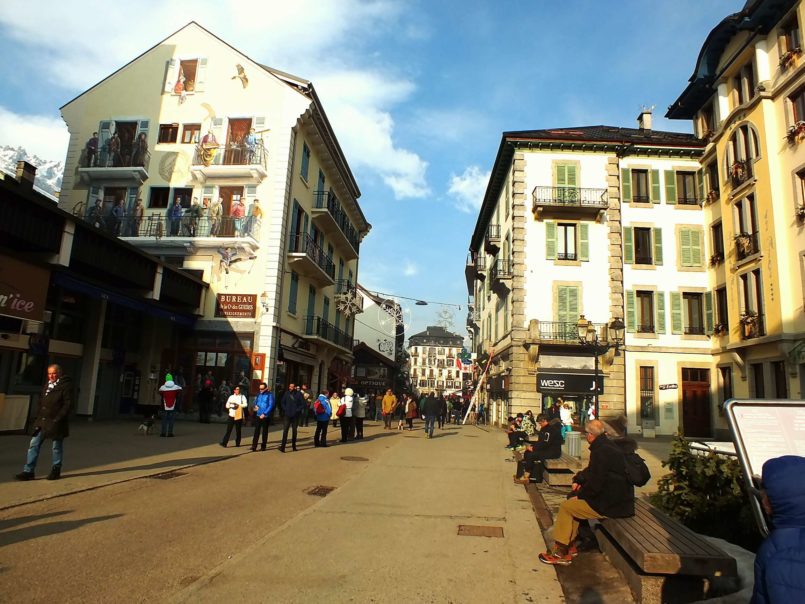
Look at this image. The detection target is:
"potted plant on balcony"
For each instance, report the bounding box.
[712,323,727,337]
[779,47,802,70]
[785,121,805,145]
[730,161,747,185]
[739,311,758,338]
[707,190,720,205]
[735,232,753,256]
[796,204,805,222]
[710,252,724,267]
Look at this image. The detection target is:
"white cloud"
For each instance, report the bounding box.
[0,0,429,197]
[0,107,69,162]
[403,261,418,277]
[448,165,490,213]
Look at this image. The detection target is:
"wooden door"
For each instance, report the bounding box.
[218,186,243,236]
[681,368,711,437]
[225,118,252,164]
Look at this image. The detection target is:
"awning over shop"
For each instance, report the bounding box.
[280,346,316,366]
[52,272,197,327]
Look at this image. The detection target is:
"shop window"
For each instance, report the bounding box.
[752,363,766,398]
[158,124,178,143]
[639,366,656,422]
[720,366,733,402]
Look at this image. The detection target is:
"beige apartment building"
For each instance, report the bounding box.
[58,22,370,407]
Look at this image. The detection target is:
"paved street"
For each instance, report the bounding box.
[0,419,564,603]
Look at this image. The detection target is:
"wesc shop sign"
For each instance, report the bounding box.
[0,255,49,322]
[215,294,257,319]
[536,372,604,395]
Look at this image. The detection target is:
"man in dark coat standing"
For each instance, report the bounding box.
[16,364,73,481]
[422,391,440,438]
[279,383,304,452]
[539,419,634,565]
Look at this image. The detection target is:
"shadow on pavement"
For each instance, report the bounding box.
[0,513,124,547]
[62,456,230,478]
[0,510,73,532]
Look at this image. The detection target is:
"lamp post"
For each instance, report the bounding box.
[576,315,625,419]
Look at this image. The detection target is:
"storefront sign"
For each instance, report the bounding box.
[659,383,678,390]
[215,294,257,318]
[536,372,604,394]
[0,255,49,322]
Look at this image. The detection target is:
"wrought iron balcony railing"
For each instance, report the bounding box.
[193,141,267,168]
[684,325,706,336]
[303,316,352,350]
[289,233,335,279]
[531,186,608,209]
[637,324,655,334]
[313,190,360,253]
[735,231,760,260]
[534,321,608,344]
[85,148,151,169]
[103,215,260,238]
[490,258,512,283]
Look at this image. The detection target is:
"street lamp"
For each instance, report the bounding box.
[575,315,625,419]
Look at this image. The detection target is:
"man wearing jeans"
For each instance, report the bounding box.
[158,380,182,437]
[16,365,73,481]
[279,384,304,452]
[422,391,440,439]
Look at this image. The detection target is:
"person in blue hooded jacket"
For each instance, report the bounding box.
[314,390,332,448]
[250,382,275,452]
[752,455,805,604]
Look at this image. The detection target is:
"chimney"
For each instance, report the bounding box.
[637,108,653,131]
[15,160,37,189]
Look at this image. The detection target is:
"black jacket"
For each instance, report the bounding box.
[280,390,305,418]
[532,419,563,459]
[422,396,440,416]
[32,376,74,439]
[574,434,635,518]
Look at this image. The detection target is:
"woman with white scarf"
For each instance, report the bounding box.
[220,385,248,447]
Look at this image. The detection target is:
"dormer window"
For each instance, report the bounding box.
[733,62,755,107]
[163,57,207,95]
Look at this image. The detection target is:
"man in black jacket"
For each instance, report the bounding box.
[16,364,73,481]
[279,383,305,452]
[514,414,562,484]
[539,420,634,565]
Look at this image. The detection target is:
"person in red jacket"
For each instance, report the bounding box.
[159,380,182,437]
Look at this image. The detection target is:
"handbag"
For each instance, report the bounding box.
[336,403,346,418]
[314,400,325,415]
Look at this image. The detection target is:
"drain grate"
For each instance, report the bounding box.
[150,470,187,480]
[457,525,504,538]
[340,456,369,462]
[306,485,336,497]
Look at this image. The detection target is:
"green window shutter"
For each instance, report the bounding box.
[670,292,683,334]
[664,170,677,204]
[545,221,557,260]
[621,168,632,202]
[679,228,692,267]
[566,165,578,187]
[625,290,636,333]
[690,229,703,267]
[696,169,705,203]
[656,291,666,334]
[579,223,589,261]
[568,286,579,319]
[704,291,714,333]
[653,228,663,266]
[555,164,566,187]
[556,286,568,322]
[650,170,661,203]
[623,227,634,264]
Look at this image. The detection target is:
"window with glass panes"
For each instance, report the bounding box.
[557,223,577,260]
[636,291,655,333]
[676,172,698,205]
[639,366,655,421]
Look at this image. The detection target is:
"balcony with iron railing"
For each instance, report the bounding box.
[312,190,360,260]
[287,233,335,286]
[191,141,268,182]
[484,224,501,253]
[115,215,261,239]
[532,321,609,345]
[684,324,706,336]
[78,148,150,185]
[531,186,608,217]
[734,231,760,261]
[302,315,353,351]
[637,323,655,334]
[490,258,512,291]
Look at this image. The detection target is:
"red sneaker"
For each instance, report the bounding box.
[538,550,572,566]
[568,544,579,558]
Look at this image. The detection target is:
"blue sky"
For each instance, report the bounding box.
[0,0,737,338]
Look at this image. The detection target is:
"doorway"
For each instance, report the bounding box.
[218,186,243,237]
[681,367,711,437]
[225,118,252,165]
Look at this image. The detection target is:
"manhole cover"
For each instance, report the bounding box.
[306,485,336,497]
[150,470,187,480]
[457,525,504,538]
[340,456,369,462]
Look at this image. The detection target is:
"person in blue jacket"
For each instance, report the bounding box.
[752,455,805,604]
[250,382,275,451]
[314,390,332,448]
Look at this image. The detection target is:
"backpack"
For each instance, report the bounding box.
[623,451,651,486]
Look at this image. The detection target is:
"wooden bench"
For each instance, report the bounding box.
[595,499,737,604]
[542,454,582,486]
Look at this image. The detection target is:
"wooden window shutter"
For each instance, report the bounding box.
[653,228,663,266]
[650,170,661,203]
[555,164,567,187]
[625,290,636,333]
[664,170,677,204]
[566,165,578,187]
[195,58,208,92]
[704,291,714,333]
[655,291,666,334]
[568,286,579,319]
[690,229,703,266]
[163,59,178,93]
[556,286,568,322]
[696,169,705,203]
[579,223,589,261]
[545,221,557,260]
[670,292,683,334]
[623,227,634,264]
[621,168,632,202]
[679,228,692,266]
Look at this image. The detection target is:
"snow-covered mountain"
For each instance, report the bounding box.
[0,145,63,197]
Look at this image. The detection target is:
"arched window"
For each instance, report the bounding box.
[725,123,760,187]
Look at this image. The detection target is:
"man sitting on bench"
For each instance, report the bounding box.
[505,414,528,450]
[514,414,562,484]
[538,419,635,565]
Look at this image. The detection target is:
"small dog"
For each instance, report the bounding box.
[138,416,155,436]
